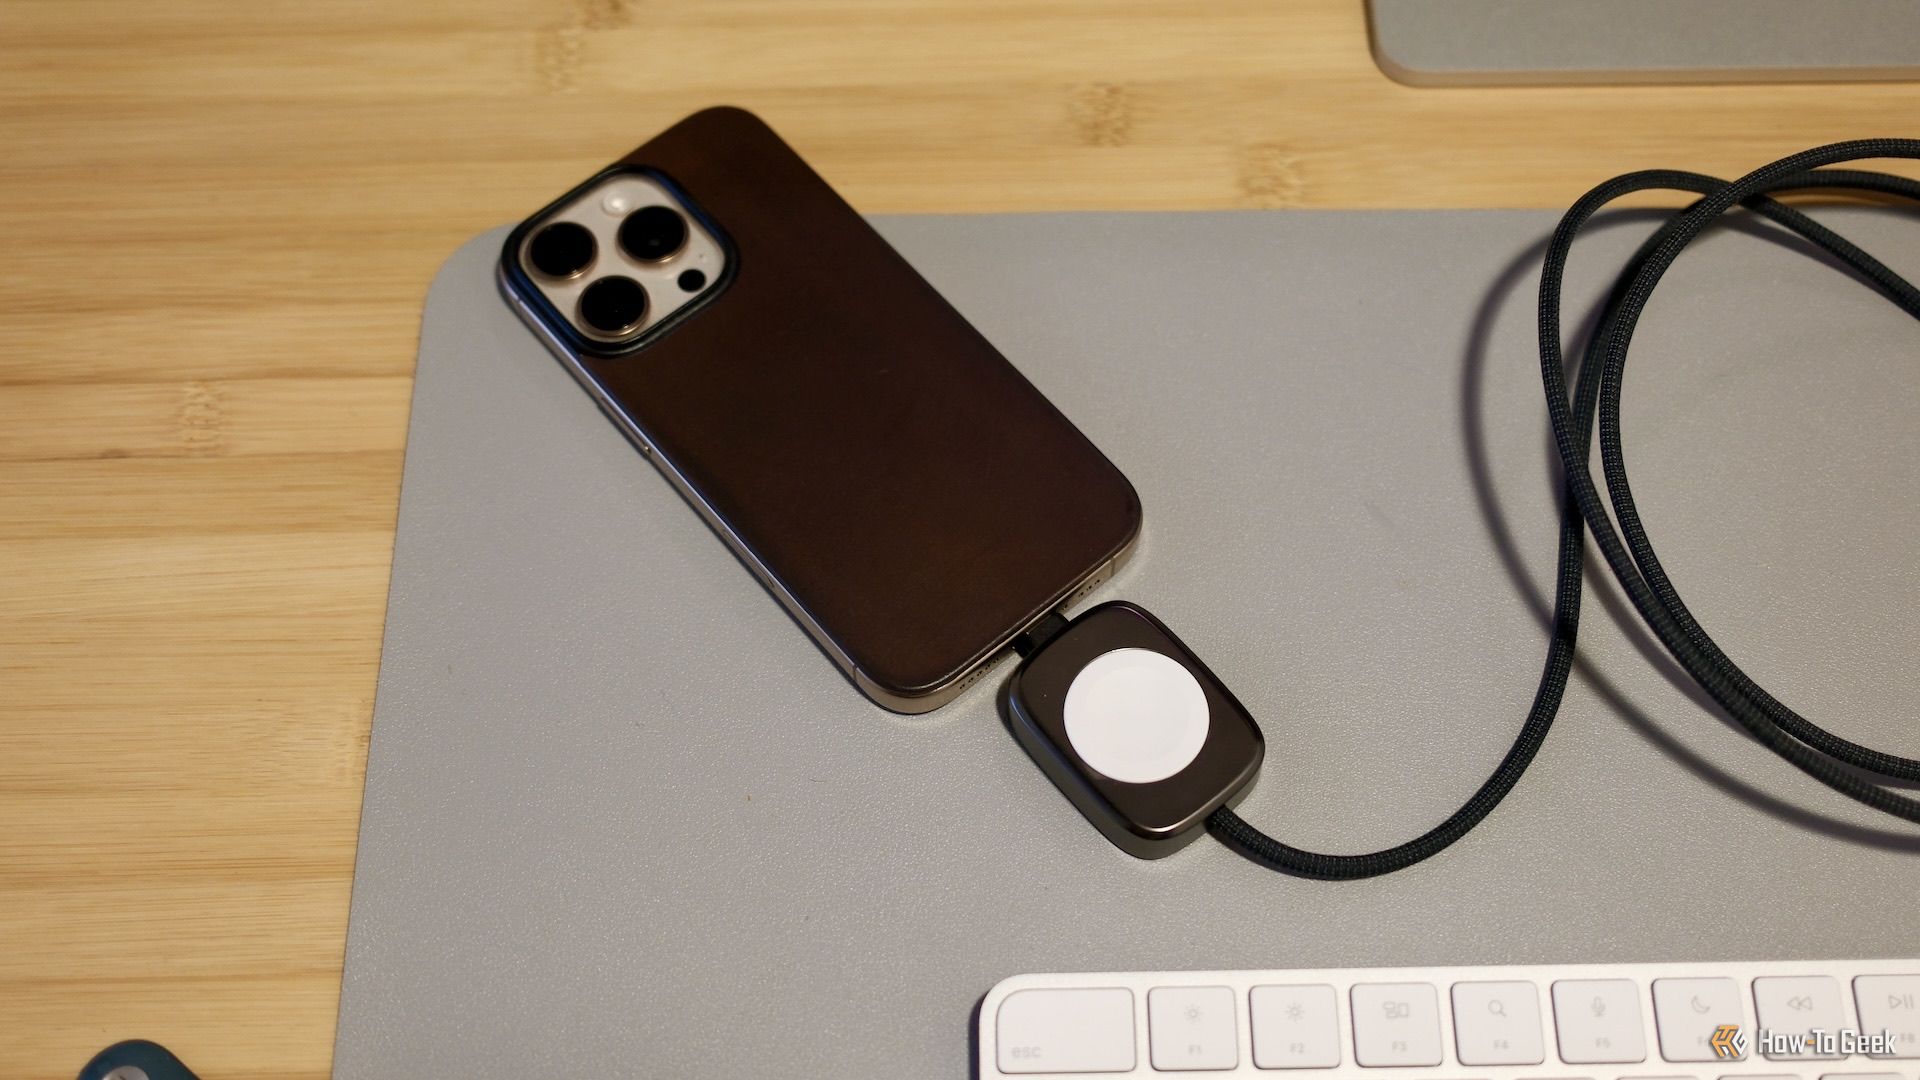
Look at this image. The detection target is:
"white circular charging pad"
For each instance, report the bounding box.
[1062,647,1211,784]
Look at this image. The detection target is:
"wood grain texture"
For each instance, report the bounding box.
[1,1,1914,1075]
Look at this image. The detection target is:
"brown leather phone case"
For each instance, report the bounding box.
[499,107,1140,712]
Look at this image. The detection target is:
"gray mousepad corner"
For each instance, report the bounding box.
[1366,0,1920,85]
[336,208,1920,1078]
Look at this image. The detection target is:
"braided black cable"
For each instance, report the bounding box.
[1209,150,1920,878]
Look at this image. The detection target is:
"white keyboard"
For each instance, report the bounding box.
[979,960,1920,1079]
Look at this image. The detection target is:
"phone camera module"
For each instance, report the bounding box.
[578,276,649,337]
[526,221,597,280]
[619,206,689,263]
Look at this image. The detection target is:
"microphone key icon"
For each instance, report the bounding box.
[1591,996,1607,1018]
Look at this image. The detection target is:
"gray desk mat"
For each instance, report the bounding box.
[1366,0,1920,86]
[336,209,1920,1079]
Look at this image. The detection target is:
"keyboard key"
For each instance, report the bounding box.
[981,962,1920,1077]
[1149,985,1239,1071]
[1753,976,1846,1060]
[1853,974,1920,1058]
[1653,978,1747,1062]
[1454,980,1547,1065]
[1251,983,1341,1069]
[1553,979,1649,1064]
[1352,982,1443,1067]
[995,987,1135,1074]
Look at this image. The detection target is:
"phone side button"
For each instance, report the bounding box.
[594,399,653,456]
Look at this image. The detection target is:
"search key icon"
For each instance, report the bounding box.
[1452,982,1546,1066]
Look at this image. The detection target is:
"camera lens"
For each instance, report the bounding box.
[619,206,689,263]
[578,276,649,336]
[526,221,596,279]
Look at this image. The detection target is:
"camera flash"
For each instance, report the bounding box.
[600,192,633,216]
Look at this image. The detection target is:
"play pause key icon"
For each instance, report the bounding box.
[1854,975,1920,1058]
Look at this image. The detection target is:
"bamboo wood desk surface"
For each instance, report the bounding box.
[3,1,1917,1075]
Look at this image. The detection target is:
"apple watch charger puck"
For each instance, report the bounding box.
[1004,602,1264,859]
